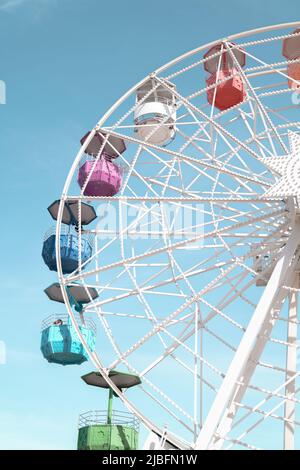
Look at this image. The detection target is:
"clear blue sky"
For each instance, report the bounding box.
[0,0,298,450]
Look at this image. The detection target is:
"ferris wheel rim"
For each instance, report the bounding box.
[53,22,300,449]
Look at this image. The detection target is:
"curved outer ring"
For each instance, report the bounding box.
[55,21,300,448]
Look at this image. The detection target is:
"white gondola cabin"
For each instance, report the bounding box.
[134,79,176,147]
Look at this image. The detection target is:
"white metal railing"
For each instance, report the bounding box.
[41,313,96,335]
[43,224,94,247]
[78,410,139,431]
[136,95,175,106]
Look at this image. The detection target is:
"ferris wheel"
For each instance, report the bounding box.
[41,22,300,450]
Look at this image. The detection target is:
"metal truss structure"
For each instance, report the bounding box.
[55,22,300,450]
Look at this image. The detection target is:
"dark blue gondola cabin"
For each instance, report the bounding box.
[41,316,96,366]
[42,225,93,274]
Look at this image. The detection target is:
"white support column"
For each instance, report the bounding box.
[195,222,300,450]
[211,284,288,449]
[284,275,298,450]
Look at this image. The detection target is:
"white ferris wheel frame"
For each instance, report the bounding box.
[54,21,300,450]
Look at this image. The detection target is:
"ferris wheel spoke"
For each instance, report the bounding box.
[73,213,288,308]
[132,264,272,413]
[126,320,226,388]
[259,106,300,135]
[86,216,288,312]
[84,260,231,310]
[90,309,193,324]
[107,348,197,430]
[67,207,285,284]
[138,383,195,434]
[97,127,272,189]
[107,260,245,372]
[155,76,270,165]
[236,108,272,162]
[175,128,266,196]
[119,156,161,197]
[195,223,300,449]
[66,194,280,203]
[158,204,199,305]
[70,200,166,279]
[119,206,172,351]
[104,255,257,376]
[138,317,197,377]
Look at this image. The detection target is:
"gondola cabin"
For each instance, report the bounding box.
[134,79,176,146]
[204,42,246,111]
[41,315,96,366]
[42,224,93,274]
